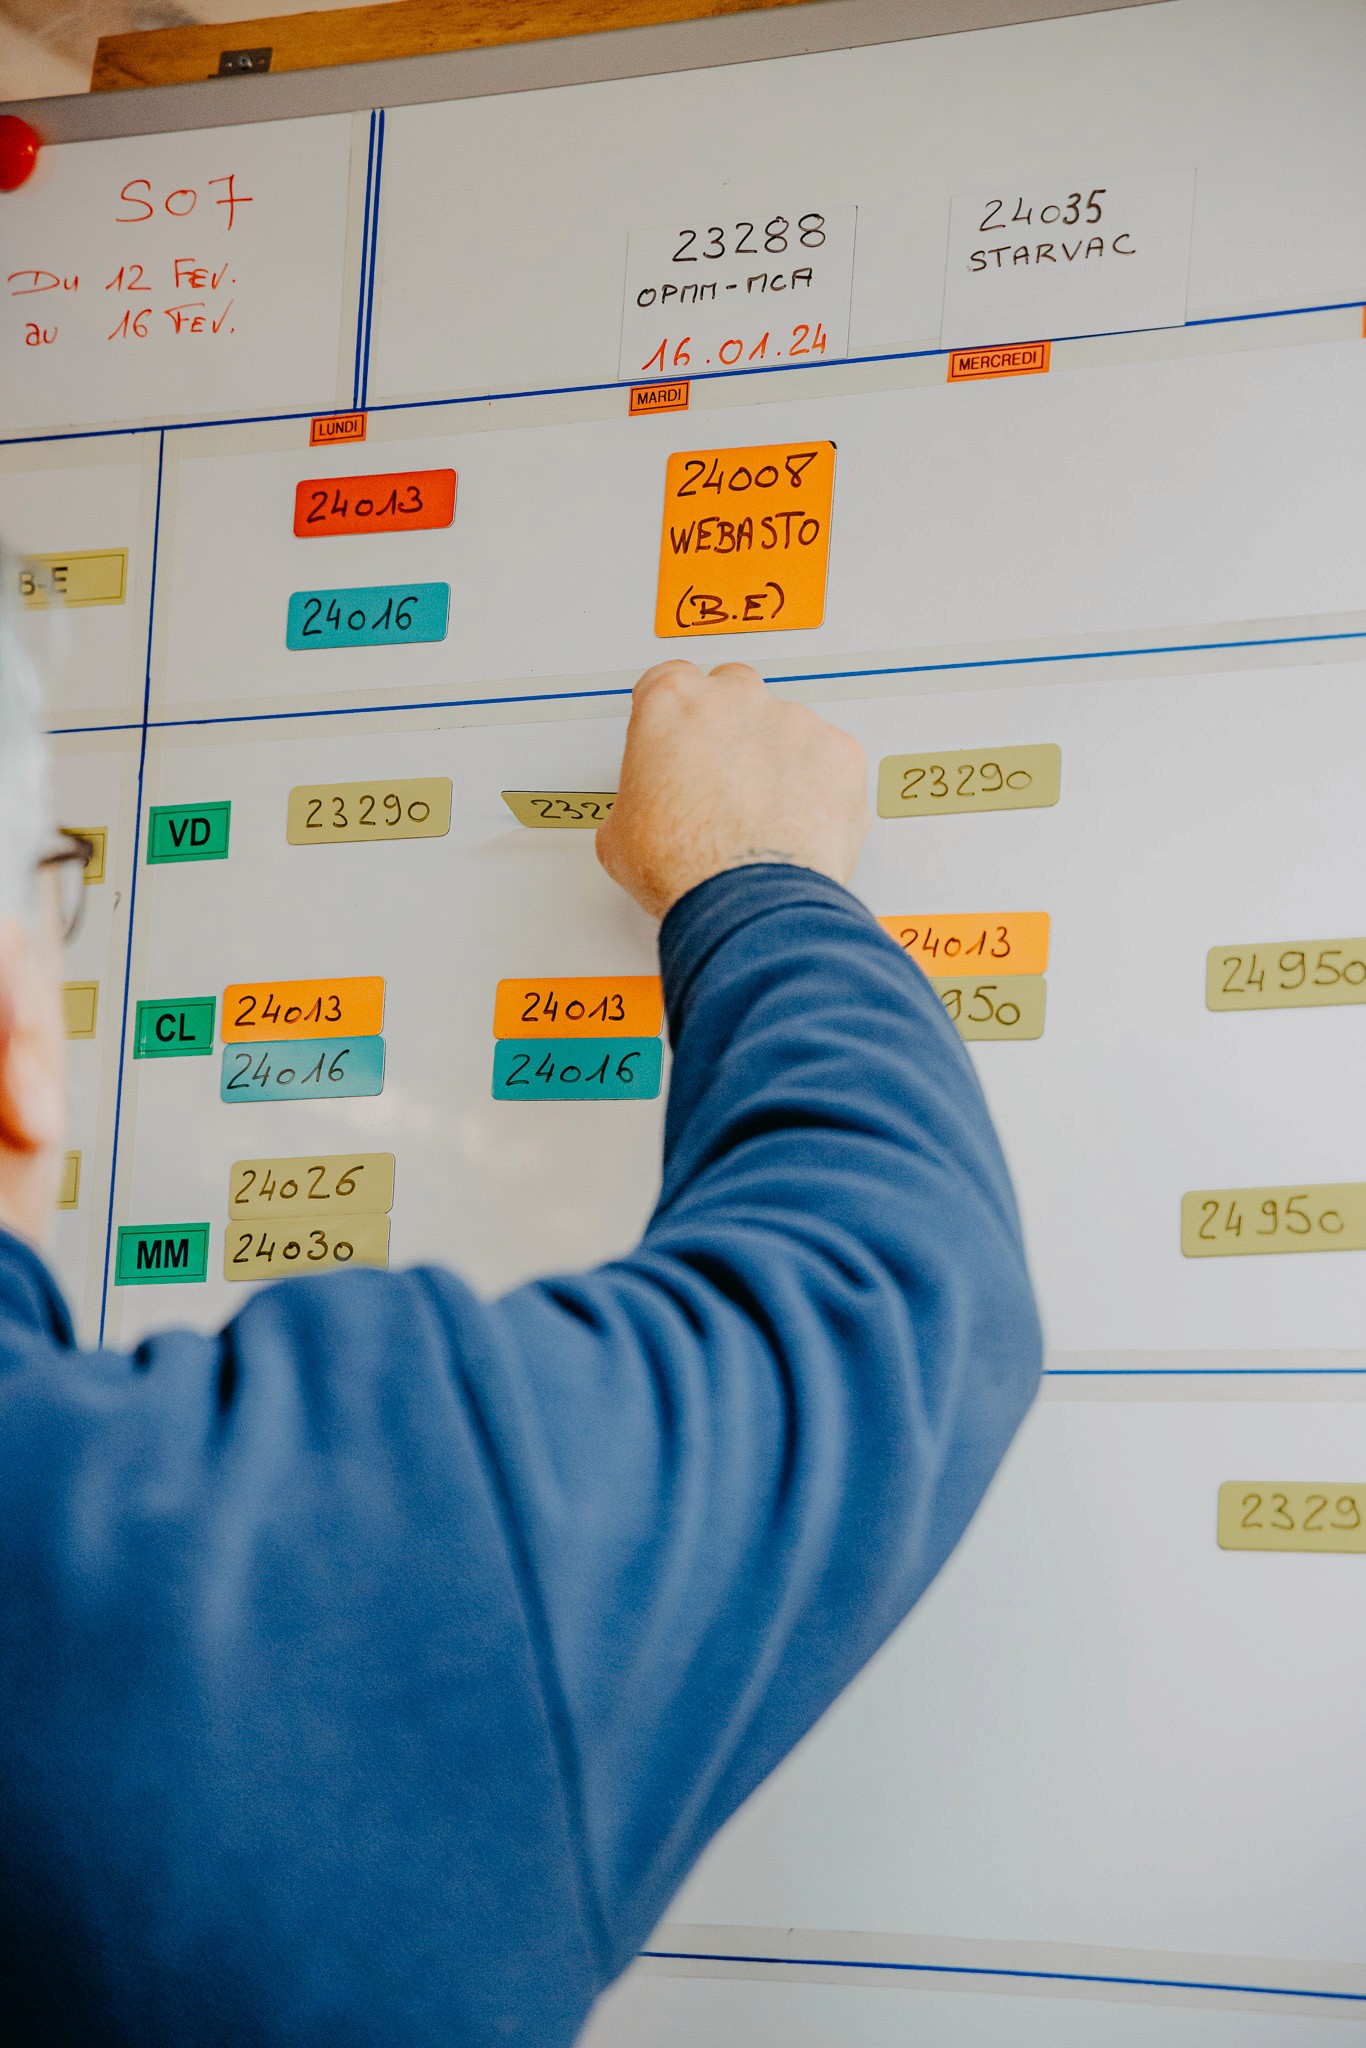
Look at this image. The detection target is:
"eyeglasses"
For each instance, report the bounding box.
[38,830,96,943]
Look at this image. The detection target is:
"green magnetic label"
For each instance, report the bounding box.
[146,802,231,864]
[115,1222,211,1286]
[134,996,217,1059]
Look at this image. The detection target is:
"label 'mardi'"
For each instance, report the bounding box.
[630,381,690,415]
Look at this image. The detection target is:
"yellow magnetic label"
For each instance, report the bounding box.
[63,827,107,883]
[224,1212,390,1280]
[877,746,1061,819]
[877,912,1050,977]
[938,975,1046,1041]
[228,1154,395,1219]
[655,441,836,637]
[501,792,617,829]
[1217,1482,1366,1553]
[1206,941,1366,1010]
[287,779,452,844]
[56,1150,81,1210]
[1182,1185,1366,1257]
[62,981,98,1039]
[222,977,384,1042]
[20,550,127,608]
[494,976,663,1039]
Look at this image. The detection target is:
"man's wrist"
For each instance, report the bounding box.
[658,862,872,1032]
[657,848,822,916]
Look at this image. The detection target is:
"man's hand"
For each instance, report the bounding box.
[596,661,870,918]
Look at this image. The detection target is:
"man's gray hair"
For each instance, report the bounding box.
[0,549,51,923]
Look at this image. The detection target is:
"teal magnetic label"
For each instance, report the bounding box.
[115,1222,210,1286]
[286,583,449,651]
[492,1037,663,1101]
[134,996,216,1059]
[221,1034,386,1104]
[146,802,231,864]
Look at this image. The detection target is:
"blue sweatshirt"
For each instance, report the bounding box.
[0,865,1040,2046]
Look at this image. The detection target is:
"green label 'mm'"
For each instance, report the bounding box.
[134,996,216,1059]
[146,802,231,864]
[115,1222,210,1286]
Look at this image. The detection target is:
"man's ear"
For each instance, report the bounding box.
[0,917,65,1156]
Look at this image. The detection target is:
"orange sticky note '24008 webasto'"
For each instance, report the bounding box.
[655,442,836,637]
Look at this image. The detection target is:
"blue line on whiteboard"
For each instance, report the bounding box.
[51,687,631,738]
[351,111,378,411]
[1186,299,1366,329]
[98,428,165,1344]
[45,623,1366,741]
[358,109,385,411]
[48,722,145,736]
[363,108,381,402]
[1048,1366,1366,1376]
[3,294,1363,451]
[220,1035,385,1103]
[641,1950,1366,2006]
[777,626,1366,687]
[103,623,1366,739]
[285,582,449,649]
[334,293,1366,417]
[125,685,634,731]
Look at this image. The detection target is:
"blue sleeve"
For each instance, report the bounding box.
[458,863,1042,1966]
[0,863,1039,2035]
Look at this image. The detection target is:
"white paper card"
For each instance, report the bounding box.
[940,169,1195,348]
[619,204,856,382]
[0,117,354,436]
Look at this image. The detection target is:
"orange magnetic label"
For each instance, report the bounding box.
[947,342,1051,382]
[294,470,456,537]
[655,441,836,637]
[222,976,385,1041]
[877,913,1050,977]
[309,412,367,445]
[630,381,690,415]
[494,976,664,1039]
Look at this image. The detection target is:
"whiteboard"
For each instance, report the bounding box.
[368,2,1366,399]
[7,0,1366,2036]
[0,116,359,433]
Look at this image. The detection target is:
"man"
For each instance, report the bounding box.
[0,615,1040,2044]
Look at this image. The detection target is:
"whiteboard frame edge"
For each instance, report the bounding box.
[1,0,1172,141]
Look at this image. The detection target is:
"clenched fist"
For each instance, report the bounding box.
[596,660,870,918]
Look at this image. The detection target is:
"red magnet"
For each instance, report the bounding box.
[0,115,41,193]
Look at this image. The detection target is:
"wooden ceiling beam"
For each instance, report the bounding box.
[91,0,823,91]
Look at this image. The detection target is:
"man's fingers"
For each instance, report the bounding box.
[630,661,765,725]
[633,659,704,701]
[706,662,765,691]
[602,656,869,917]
